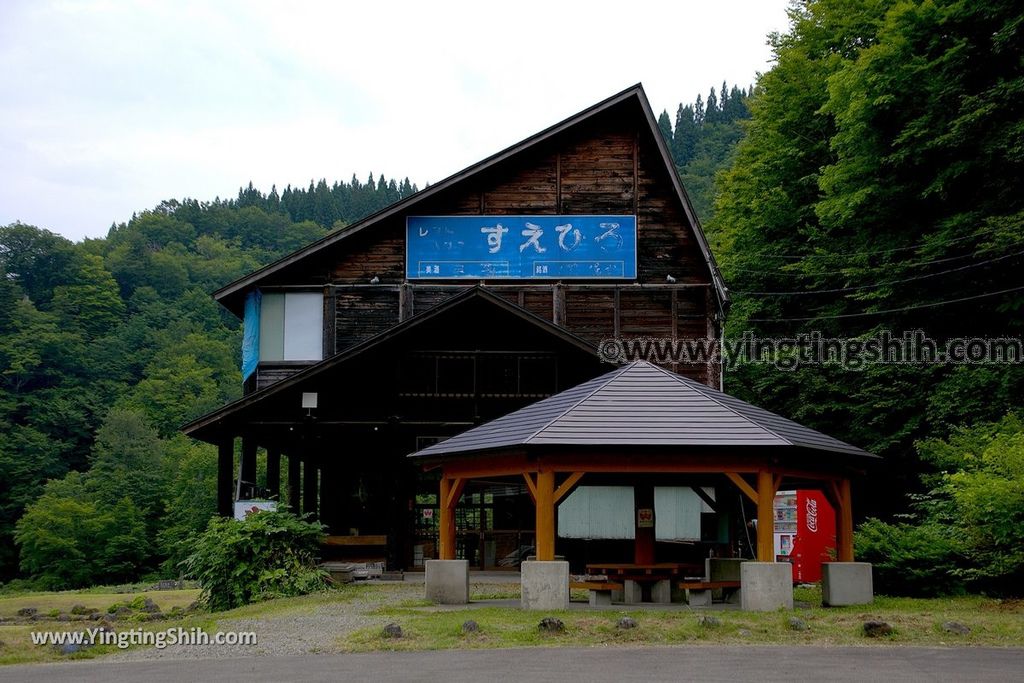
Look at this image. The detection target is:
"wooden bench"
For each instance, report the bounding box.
[570,580,625,606]
[677,580,741,607]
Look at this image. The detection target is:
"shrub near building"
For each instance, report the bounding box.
[183,510,329,611]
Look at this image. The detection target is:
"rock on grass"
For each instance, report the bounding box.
[863,621,894,637]
[538,617,565,633]
[698,614,721,628]
[788,617,809,631]
[382,623,403,639]
[461,620,480,634]
[616,616,637,630]
[942,621,970,635]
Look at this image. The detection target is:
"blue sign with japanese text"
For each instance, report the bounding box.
[406,215,637,279]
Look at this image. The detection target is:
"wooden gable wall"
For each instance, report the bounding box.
[255,102,719,390]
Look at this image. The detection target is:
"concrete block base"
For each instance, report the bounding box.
[740,562,793,612]
[424,559,469,605]
[623,580,643,604]
[706,558,747,582]
[521,561,569,610]
[650,579,672,604]
[822,562,874,606]
[687,589,712,607]
[589,589,612,606]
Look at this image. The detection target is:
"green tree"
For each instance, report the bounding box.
[0,222,79,306]
[14,473,149,589]
[87,409,167,520]
[51,253,125,337]
[657,109,673,144]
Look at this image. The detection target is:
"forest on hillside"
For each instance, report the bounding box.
[2,0,1022,595]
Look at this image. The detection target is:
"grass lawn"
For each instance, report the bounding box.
[341,585,1024,652]
[0,588,200,619]
[2,582,1022,666]
[0,582,370,666]
[0,587,203,666]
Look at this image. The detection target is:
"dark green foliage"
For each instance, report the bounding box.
[707,0,1024,520]
[0,171,404,582]
[855,518,966,597]
[856,414,1024,596]
[660,82,751,224]
[14,473,149,589]
[183,511,329,611]
[235,173,419,228]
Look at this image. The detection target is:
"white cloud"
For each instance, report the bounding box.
[0,0,789,240]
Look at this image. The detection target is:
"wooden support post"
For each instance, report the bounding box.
[438,476,467,560]
[756,471,775,562]
[398,283,413,321]
[552,284,566,327]
[217,438,234,517]
[634,483,656,565]
[266,449,281,501]
[303,458,318,520]
[837,478,855,562]
[535,470,556,561]
[287,453,300,512]
[240,437,257,497]
[318,457,337,534]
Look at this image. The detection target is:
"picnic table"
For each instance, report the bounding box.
[585,563,703,604]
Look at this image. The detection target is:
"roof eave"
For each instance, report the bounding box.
[211,84,653,315]
[182,286,599,440]
[211,83,729,319]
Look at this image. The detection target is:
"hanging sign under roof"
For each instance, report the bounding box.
[406,215,637,280]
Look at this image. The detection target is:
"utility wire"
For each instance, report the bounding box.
[730,250,1024,295]
[739,224,1007,260]
[726,248,1007,277]
[745,285,1024,322]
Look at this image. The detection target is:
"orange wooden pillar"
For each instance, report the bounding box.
[756,470,775,562]
[535,470,556,561]
[438,476,466,560]
[836,478,855,562]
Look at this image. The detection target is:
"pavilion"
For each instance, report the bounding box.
[410,360,878,610]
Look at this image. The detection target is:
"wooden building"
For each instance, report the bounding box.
[182,84,839,572]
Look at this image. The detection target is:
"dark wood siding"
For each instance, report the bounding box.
[254,105,719,388]
[334,287,400,350]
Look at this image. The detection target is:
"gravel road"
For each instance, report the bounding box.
[111,581,514,660]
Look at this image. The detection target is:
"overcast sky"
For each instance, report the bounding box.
[0,0,790,242]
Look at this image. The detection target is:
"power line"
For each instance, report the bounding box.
[745,285,1024,322]
[730,250,1024,295]
[726,248,1005,277]
[739,224,1008,260]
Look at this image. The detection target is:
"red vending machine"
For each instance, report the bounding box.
[773,490,836,583]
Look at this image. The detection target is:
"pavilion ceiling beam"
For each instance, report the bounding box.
[553,472,584,503]
[725,472,758,503]
[691,485,721,512]
[445,477,467,510]
[522,472,537,502]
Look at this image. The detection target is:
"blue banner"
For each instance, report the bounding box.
[406,215,637,279]
[241,289,261,382]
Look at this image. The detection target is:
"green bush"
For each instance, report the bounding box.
[856,413,1024,597]
[182,510,329,611]
[855,518,965,596]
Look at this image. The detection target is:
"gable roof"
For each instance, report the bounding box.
[409,360,876,460]
[212,84,729,317]
[181,286,599,442]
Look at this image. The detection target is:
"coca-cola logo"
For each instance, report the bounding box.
[805,497,818,533]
